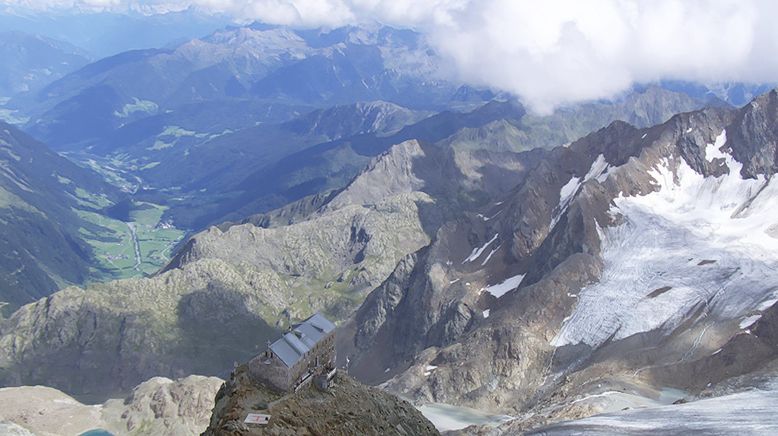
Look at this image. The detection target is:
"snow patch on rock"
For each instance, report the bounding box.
[740,315,762,329]
[463,234,498,264]
[552,155,611,229]
[482,274,526,298]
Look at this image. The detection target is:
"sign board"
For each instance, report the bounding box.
[244,413,271,425]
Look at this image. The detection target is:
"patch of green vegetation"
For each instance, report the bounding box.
[80,157,138,192]
[0,185,39,213]
[76,209,136,277]
[147,126,208,152]
[0,108,30,125]
[131,202,185,275]
[0,144,21,161]
[113,98,158,118]
[77,201,185,281]
[55,174,73,185]
[73,187,112,209]
[0,301,14,320]
[160,126,205,138]
[209,128,234,139]
[276,265,371,323]
[148,140,174,151]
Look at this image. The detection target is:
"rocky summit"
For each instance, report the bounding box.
[204,365,439,436]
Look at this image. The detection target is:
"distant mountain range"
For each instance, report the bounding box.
[20,24,460,148]
[0,8,232,58]
[3,22,768,235]
[0,31,89,100]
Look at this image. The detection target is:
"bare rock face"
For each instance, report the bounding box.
[0,385,103,436]
[322,140,427,211]
[726,89,778,177]
[0,375,222,436]
[203,365,439,436]
[286,101,430,142]
[102,375,223,435]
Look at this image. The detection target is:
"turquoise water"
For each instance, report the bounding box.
[79,430,114,436]
[418,403,513,432]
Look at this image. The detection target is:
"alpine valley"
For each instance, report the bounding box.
[1,6,778,436]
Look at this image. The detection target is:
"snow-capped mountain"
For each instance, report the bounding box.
[343,89,778,431]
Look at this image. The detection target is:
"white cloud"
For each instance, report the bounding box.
[3,0,778,112]
[421,0,778,112]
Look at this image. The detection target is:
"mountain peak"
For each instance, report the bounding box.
[725,87,778,177]
[203,366,439,435]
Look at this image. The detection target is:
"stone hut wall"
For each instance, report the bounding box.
[248,330,337,392]
[288,331,336,388]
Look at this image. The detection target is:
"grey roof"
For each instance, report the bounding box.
[269,313,335,368]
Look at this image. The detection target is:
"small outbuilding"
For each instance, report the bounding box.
[249,313,336,392]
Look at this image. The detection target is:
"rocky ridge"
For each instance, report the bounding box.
[203,365,438,436]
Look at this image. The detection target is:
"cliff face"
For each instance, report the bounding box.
[204,365,439,436]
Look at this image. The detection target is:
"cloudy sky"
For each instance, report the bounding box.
[3,0,777,112]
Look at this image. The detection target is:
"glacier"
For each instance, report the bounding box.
[552,130,778,348]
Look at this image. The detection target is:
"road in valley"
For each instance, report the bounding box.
[126,223,141,271]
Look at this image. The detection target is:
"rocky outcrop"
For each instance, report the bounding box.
[0,259,279,398]
[203,365,438,436]
[726,89,778,177]
[102,375,223,436]
[0,375,222,436]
